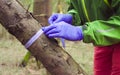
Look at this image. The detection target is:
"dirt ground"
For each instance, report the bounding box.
[0,38,93,75]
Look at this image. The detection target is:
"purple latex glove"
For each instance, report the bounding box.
[42,22,83,41]
[48,13,73,24]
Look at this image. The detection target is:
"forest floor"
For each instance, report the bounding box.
[0,38,93,75]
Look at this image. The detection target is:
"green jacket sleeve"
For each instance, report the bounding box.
[83,0,120,46]
[83,16,120,46]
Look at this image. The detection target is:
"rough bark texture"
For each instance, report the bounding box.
[33,0,52,75]
[21,0,52,67]
[0,0,87,75]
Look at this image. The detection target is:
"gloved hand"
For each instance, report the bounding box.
[48,13,73,24]
[42,21,83,41]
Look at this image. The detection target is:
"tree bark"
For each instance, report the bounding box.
[33,0,52,75]
[0,0,87,75]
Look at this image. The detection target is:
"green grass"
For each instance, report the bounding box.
[0,38,94,75]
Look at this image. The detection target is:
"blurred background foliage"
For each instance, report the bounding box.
[0,0,93,75]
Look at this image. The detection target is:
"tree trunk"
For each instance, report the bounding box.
[33,0,52,75]
[0,0,87,75]
[33,0,52,26]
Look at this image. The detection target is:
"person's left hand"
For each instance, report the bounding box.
[42,21,83,41]
[48,13,73,24]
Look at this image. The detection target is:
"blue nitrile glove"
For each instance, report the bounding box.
[48,13,73,24]
[42,21,83,41]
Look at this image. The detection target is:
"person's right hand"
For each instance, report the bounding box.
[48,13,73,24]
[42,21,83,41]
